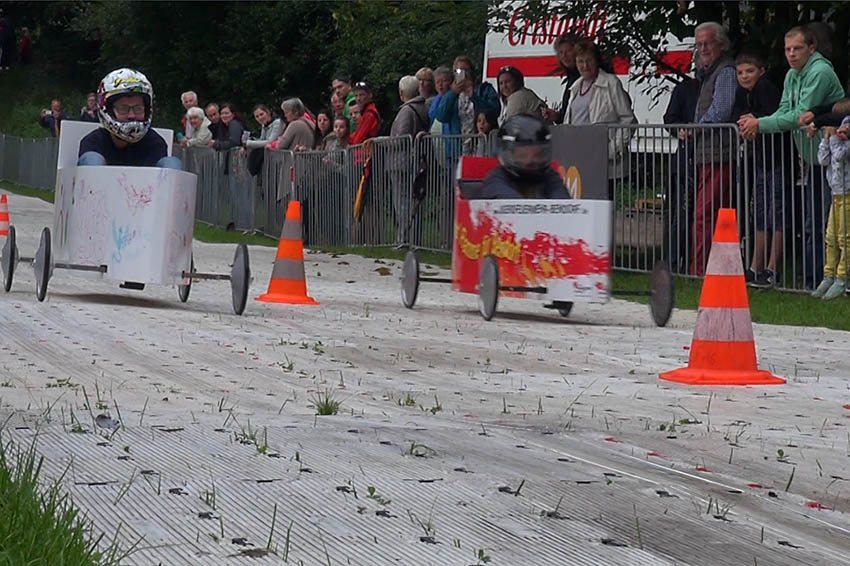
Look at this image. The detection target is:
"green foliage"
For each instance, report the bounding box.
[329,2,489,110]
[0,64,89,138]
[0,438,131,565]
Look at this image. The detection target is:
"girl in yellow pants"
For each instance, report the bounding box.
[814,117,850,300]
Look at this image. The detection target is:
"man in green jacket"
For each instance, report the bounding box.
[738,26,845,290]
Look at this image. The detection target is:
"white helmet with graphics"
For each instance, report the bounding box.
[96,68,153,143]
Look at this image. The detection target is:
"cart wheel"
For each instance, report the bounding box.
[34,227,51,302]
[401,250,419,309]
[553,301,573,317]
[2,225,17,292]
[230,244,250,315]
[649,260,674,327]
[478,255,499,321]
[178,256,194,303]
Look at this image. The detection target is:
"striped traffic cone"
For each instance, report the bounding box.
[660,208,784,386]
[255,200,318,305]
[0,194,9,236]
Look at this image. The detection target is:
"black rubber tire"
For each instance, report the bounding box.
[554,301,573,317]
[178,256,194,303]
[2,225,17,293]
[401,250,419,309]
[231,244,250,315]
[650,260,674,327]
[34,227,51,302]
[477,255,499,321]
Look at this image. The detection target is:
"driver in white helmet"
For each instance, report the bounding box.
[481,115,568,199]
[78,68,181,169]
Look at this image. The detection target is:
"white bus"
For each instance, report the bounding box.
[482,3,695,127]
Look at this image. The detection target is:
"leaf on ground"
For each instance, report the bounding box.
[375,267,392,276]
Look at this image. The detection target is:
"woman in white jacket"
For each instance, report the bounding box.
[565,40,636,190]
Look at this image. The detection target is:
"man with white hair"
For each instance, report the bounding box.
[389,75,430,245]
[181,90,199,138]
[688,21,737,276]
[390,75,429,137]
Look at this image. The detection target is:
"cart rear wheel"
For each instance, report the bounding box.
[178,256,194,303]
[231,244,250,315]
[401,250,419,309]
[34,227,51,302]
[553,301,573,317]
[650,260,674,327]
[2,225,17,293]
[478,255,499,321]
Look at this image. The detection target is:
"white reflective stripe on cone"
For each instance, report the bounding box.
[692,307,754,342]
[705,242,744,276]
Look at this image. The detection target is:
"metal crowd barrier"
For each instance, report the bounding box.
[5,126,847,296]
[0,133,59,191]
[609,124,838,293]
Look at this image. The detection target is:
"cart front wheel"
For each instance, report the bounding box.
[553,301,573,317]
[178,256,194,303]
[2,225,17,293]
[650,260,674,327]
[231,244,250,315]
[478,255,499,321]
[34,227,51,302]
[401,250,419,309]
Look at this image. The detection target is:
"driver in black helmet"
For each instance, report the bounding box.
[481,114,568,199]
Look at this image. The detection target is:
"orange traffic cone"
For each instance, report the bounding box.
[0,194,9,236]
[255,200,318,305]
[660,208,784,386]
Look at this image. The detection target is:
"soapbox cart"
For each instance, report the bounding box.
[1,122,250,314]
[400,157,674,325]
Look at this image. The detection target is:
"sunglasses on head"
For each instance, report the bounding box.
[499,65,516,74]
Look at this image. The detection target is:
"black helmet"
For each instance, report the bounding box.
[497,115,552,180]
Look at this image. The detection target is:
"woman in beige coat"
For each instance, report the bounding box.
[565,40,636,185]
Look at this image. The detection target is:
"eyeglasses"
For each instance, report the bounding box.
[113,104,145,117]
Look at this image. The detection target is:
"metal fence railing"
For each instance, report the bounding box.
[3,126,846,295]
[0,133,59,191]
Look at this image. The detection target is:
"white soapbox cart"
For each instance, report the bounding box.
[1,122,251,314]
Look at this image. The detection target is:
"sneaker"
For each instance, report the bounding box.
[752,269,776,288]
[822,278,847,300]
[744,268,757,284]
[811,277,834,298]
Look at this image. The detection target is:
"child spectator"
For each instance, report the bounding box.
[731,51,791,288]
[348,100,361,131]
[474,108,498,156]
[349,80,381,144]
[325,117,350,151]
[813,115,850,299]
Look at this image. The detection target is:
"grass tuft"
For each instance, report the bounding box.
[312,390,341,416]
[0,438,132,565]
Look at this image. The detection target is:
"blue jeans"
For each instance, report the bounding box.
[78,151,182,170]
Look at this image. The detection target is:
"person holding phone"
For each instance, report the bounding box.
[432,55,499,149]
[38,99,69,137]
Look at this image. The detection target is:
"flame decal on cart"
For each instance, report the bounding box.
[452,198,610,296]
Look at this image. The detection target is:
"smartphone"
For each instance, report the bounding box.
[454,68,467,84]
